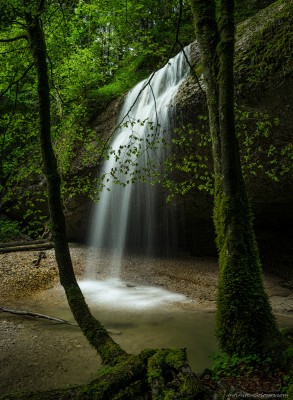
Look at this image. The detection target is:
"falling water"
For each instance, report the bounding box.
[87,47,191,279]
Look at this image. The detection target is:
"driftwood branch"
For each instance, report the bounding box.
[0,306,74,324]
[0,307,121,335]
[0,241,53,253]
[0,239,48,248]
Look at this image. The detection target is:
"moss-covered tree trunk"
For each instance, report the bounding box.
[23,0,126,365]
[189,0,284,360]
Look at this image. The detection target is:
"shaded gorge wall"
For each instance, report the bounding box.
[65,1,292,277]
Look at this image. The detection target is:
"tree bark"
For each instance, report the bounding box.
[23,1,126,366]
[189,0,222,178]
[189,0,284,361]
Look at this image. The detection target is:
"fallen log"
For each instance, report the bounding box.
[0,239,48,249]
[0,242,53,253]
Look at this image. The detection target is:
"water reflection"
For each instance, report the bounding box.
[76,280,217,370]
[101,309,217,371]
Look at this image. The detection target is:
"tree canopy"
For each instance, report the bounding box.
[0,0,194,236]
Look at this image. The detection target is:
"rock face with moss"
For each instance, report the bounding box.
[62,1,293,279]
[65,0,291,273]
[173,0,292,277]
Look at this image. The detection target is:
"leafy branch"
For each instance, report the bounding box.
[0,34,28,43]
[0,63,34,98]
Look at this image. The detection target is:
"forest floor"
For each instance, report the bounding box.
[0,244,293,395]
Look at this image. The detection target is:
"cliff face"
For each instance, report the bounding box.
[64,0,292,276]
[173,0,292,276]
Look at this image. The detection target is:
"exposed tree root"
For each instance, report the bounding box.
[0,348,210,400]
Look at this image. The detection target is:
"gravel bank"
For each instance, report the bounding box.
[0,244,292,395]
[1,244,292,313]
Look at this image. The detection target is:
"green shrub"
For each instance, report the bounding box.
[212,352,274,379]
[0,217,23,243]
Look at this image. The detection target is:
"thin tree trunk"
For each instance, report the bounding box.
[189,0,222,178]
[23,2,126,365]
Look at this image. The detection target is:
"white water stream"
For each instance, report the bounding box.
[87,47,191,279]
[82,47,192,309]
[79,279,186,310]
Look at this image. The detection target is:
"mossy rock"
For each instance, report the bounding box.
[235,0,293,87]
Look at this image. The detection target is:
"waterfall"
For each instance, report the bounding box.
[88,46,191,278]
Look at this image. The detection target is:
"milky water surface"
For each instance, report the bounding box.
[79,279,187,310]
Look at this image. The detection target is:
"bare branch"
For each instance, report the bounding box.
[176,0,204,93]
[0,307,74,324]
[180,43,205,94]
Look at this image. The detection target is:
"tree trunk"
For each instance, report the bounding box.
[189,0,284,361]
[189,0,222,178]
[23,1,126,365]
[21,5,207,397]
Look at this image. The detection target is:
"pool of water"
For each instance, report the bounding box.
[28,280,293,373]
[31,280,217,371]
[95,308,217,371]
[2,279,292,395]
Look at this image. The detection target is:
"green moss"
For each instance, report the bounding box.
[194,63,203,77]
[0,349,209,400]
[213,176,286,361]
[234,0,275,23]
[235,0,293,86]
[287,384,293,400]
[87,54,152,115]
[82,354,146,399]
[147,348,207,399]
